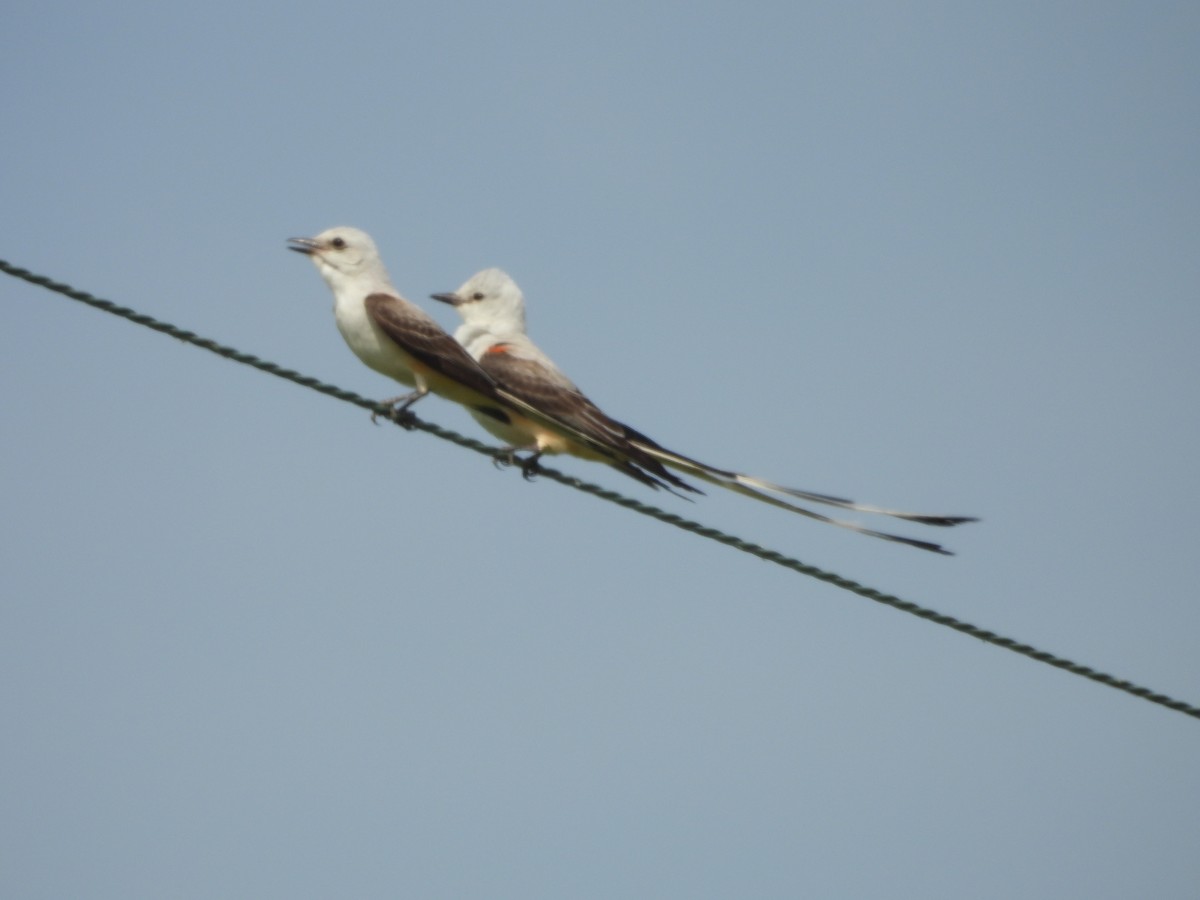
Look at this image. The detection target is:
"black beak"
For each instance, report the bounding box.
[287,237,320,255]
[429,292,461,306]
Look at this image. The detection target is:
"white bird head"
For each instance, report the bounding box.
[430,267,527,334]
[287,226,393,295]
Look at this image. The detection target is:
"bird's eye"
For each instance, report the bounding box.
[331,237,347,249]
[472,292,485,301]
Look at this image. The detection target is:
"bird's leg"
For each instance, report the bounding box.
[372,389,427,429]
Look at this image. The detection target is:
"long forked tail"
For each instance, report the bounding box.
[491,388,970,553]
[726,474,977,527]
[628,438,975,555]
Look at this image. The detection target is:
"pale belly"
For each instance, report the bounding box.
[334,302,417,387]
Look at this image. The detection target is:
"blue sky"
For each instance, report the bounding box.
[3,2,1199,897]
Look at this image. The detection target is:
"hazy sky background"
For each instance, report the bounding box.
[3,2,1199,897]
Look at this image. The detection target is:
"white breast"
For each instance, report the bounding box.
[333,294,417,387]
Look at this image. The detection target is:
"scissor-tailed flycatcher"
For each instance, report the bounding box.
[432,268,976,554]
[287,227,695,493]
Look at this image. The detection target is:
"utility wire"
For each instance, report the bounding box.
[4,256,1198,722]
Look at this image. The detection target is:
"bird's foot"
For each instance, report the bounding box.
[491,447,543,480]
[387,407,419,431]
[492,448,519,470]
[519,453,543,481]
[371,392,424,429]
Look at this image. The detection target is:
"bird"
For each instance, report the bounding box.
[432,268,976,554]
[288,227,697,494]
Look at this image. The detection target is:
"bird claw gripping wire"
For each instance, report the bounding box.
[490,446,542,480]
[371,401,419,431]
[519,453,544,481]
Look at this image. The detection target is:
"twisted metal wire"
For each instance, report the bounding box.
[3,256,1197,721]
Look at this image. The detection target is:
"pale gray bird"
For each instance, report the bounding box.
[288,227,694,493]
[433,268,976,554]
